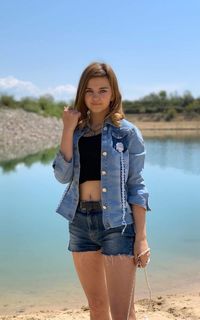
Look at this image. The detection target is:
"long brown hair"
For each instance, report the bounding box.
[73,62,125,129]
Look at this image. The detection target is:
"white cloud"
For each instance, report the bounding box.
[0,76,39,96]
[0,76,77,101]
[45,84,77,101]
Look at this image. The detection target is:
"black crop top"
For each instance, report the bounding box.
[78,133,101,184]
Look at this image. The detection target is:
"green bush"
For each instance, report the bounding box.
[185,100,200,114]
[0,95,16,108]
[19,97,41,113]
[0,91,199,119]
[164,108,177,121]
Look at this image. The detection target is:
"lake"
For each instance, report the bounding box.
[0,136,200,315]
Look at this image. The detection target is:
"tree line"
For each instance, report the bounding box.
[0,90,199,120]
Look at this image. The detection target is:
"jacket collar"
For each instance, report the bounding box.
[104,117,119,127]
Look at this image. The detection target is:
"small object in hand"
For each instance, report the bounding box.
[137,248,151,268]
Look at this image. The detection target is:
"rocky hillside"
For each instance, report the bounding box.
[0,108,62,162]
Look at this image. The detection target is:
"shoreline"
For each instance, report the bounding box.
[0,108,200,162]
[128,114,200,138]
[0,291,199,319]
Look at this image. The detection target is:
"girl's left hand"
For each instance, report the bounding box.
[133,238,150,268]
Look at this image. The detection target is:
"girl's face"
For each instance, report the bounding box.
[84,77,113,117]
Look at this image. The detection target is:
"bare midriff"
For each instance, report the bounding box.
[79,180,101,201]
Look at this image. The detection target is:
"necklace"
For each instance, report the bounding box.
[87,122,103,136]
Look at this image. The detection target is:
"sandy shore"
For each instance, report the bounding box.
[0,292,199,320]
[127,114,200,139]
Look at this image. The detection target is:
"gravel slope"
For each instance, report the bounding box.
[0,108,62,162]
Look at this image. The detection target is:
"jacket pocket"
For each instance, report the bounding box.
[111,129,129,153]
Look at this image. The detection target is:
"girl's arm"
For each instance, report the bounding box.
[132,204,147,240]
[126,127,151,267]
[132,204,150,267]
[126,126,151,212]
[52,129,74,184]
[52,106,80,184]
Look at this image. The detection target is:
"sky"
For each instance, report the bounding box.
[0,0,200,102]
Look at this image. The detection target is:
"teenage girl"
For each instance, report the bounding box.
[52,62,151,320]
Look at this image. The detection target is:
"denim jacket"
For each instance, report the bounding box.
[52,117,151,232]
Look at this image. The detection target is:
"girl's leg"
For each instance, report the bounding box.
[103,255,137,320]
[72,250,111,320]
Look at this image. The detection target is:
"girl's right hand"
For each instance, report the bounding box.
[62,106,81,132]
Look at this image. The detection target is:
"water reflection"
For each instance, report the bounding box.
[1,134,200,175]
[145,136,200,175]
[0,146,59,173]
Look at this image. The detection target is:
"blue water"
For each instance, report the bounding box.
[0,137,200,313]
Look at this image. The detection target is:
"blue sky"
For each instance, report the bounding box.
[0,0,199,102]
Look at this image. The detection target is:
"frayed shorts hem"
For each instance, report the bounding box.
[68,247,134,258]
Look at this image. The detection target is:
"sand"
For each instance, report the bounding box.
[126,114,200,139]
[0,292,199,320]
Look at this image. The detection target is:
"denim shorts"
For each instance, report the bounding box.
[68,201,136,256]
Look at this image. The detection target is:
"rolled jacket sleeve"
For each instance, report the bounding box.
[127,127,151,211]
[52,150,73,184]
